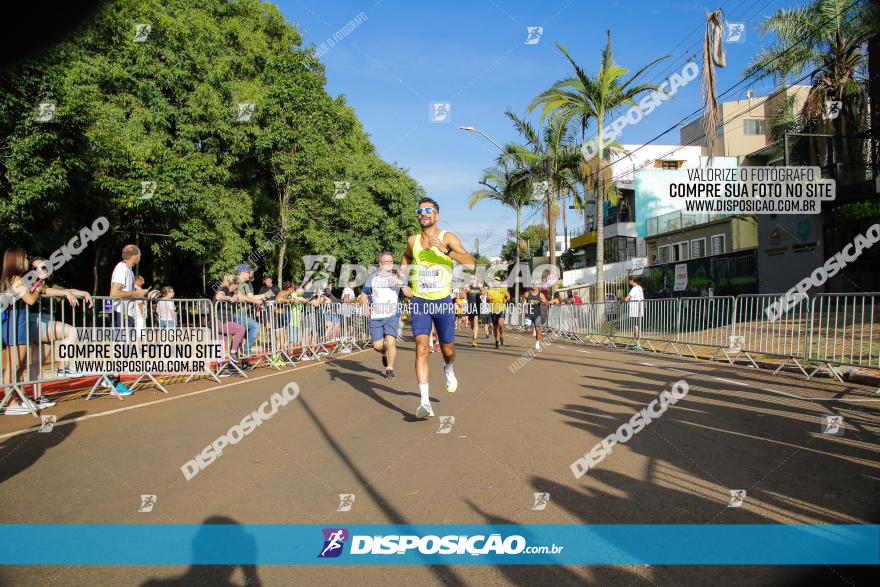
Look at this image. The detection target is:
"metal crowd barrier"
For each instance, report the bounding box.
[677,296,736,362]
[808,294,880,380]
[212,299,370,373]
[546,292,880,382]
[1,293,371,416]
[734,294,811,376]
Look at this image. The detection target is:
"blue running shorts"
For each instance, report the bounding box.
[410,296,455,344]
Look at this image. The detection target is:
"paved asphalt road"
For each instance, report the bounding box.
[1,330,878,586]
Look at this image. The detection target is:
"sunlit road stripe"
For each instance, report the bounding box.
[759,387,880,403]
[714,377,750,387]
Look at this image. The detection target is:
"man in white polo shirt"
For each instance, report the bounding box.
[358,252,411,379]
[109,244,142,328]
[107,244,143,396]
[624,274,644,350]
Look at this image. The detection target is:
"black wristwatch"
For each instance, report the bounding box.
[445,245,453,255]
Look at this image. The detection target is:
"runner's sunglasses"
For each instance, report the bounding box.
[416,207,435,215]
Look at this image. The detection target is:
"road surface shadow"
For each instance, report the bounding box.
[325,360,439,422]
[299,395,466,585]
[0,410,83,485]
[141,515,261,587]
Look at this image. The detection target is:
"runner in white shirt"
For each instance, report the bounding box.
[358,253,411,379]
[623,275,644,350]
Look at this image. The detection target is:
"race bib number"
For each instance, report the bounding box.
[417,266,443,293]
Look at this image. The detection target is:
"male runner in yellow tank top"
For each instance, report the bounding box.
[400,197,475,420]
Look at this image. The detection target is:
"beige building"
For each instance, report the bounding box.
[680,86,811,158]
[644,211,758,264]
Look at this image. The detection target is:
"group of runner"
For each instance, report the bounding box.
[356,196,557,420]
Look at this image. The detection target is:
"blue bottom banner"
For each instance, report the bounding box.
[1,524,877,565]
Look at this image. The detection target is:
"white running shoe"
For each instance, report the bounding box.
[535,341,541,351]
[4,402,34,416]
[416,403,434,420]
[33,396,56,409]
[444,366,458,393]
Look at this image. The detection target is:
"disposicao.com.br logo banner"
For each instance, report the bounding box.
[0,525,877,565]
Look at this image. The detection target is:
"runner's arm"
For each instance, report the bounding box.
[441,232,475,266]
[399,238,415,298]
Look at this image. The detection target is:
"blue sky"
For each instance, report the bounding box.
[277,0,802,256]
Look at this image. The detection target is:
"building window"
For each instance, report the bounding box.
[672,242,688,262]
[660,160,683,170]
[690,238,706,258]
[711,234,725,255]
[743,119,766,135]
[658,245,671,264]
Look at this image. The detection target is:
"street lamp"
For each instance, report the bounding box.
[459,126,507,153]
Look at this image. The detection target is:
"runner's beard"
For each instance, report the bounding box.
[419,216,437,229]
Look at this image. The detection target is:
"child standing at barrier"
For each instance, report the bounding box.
[157,287,176,329]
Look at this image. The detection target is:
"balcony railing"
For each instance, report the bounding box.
[646,210,734,237]
[569,211,634,240]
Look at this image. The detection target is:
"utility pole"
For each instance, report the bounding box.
[475,238,480,258]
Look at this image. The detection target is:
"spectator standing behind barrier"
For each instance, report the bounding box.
[275,281,304,352]
[232,263,268,354]
[320,285,343,343]
[213,275,247,367]
[109,245,142,328]
[30,256,92,378]
[157,287,176,329]
[624,275,644,350]
[1,248,54,414]
[257,275,283,361]
[341,281,356,304]
[258,275,281,298]
[133,275,150,332]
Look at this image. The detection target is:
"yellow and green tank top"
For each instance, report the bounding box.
[410,230,454,300]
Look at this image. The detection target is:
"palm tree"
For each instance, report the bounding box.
[469,163,538,305]
[529,31,667,300]
[744,0,873,173]
[499,110,580,290]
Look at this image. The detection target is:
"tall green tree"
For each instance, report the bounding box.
[529,32,667,299]
[744,0,874,171]
[0,0,421,294]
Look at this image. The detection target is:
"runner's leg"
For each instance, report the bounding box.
[384,334,396,370]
